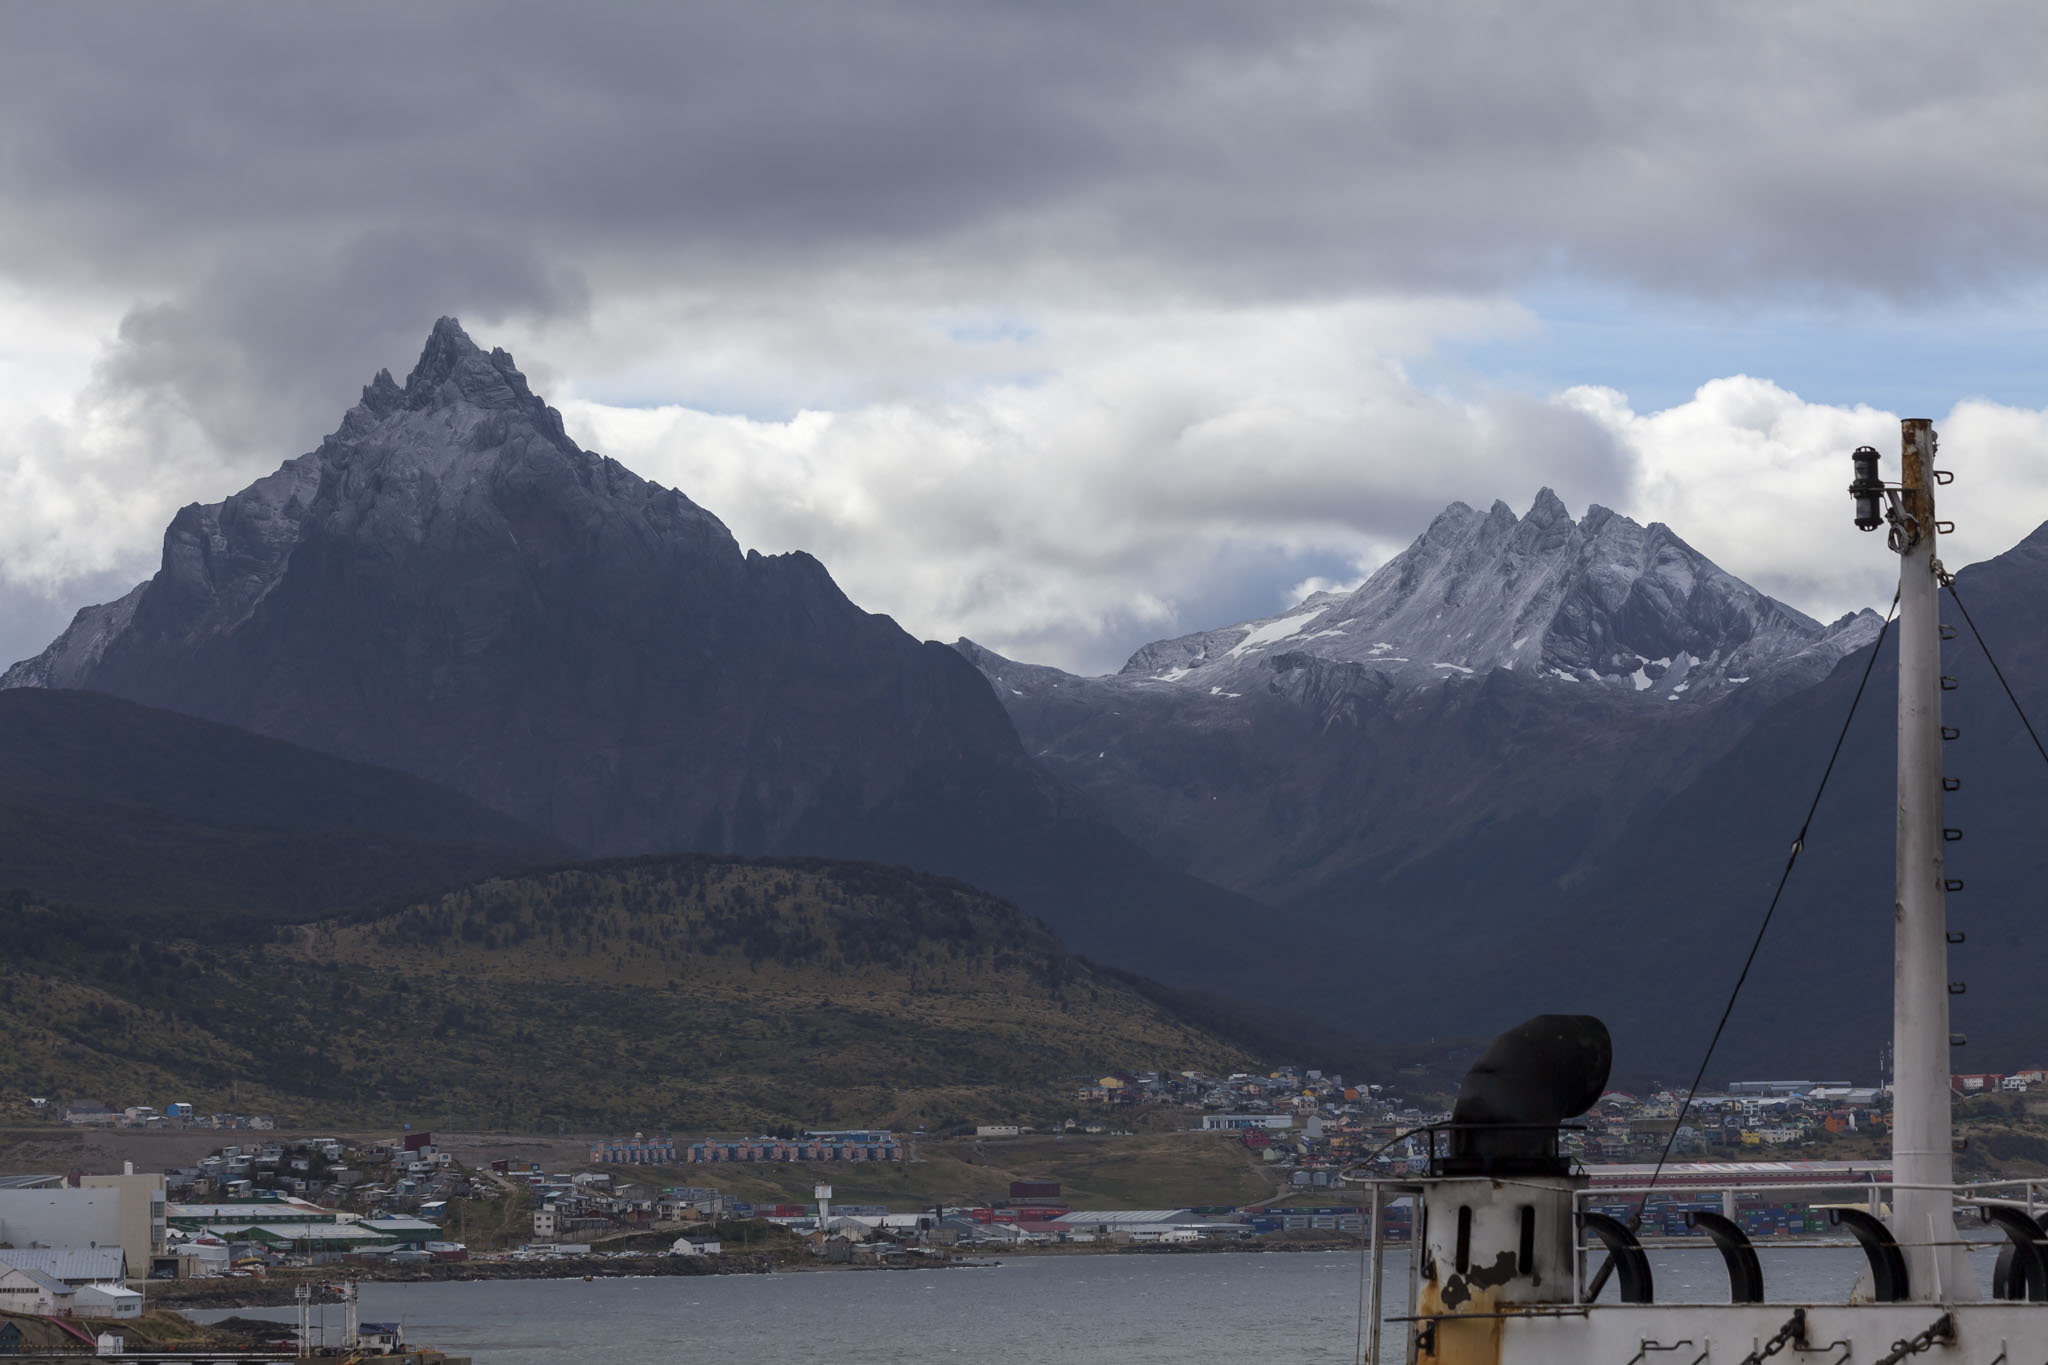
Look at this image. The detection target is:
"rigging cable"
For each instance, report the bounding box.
[1942,575,2048,771]
[1586,592,1900,1301]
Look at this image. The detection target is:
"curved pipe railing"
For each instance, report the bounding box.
[1683,1210,1765,1303]
[1580,1211,1655,1303]
[1825,1208,1909,1302]
[1979,1204,2048,1301]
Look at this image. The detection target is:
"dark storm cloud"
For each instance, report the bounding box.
[3,1,2045,304]
[4,1,2047,674]
[92,230,588,461]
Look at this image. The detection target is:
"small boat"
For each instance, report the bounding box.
[1357,419,2048,1362]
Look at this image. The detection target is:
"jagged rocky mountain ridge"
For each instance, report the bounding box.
[959,493,1883,947]
[2,318,1290,993]
[1421,519,2048,1076]
[1078,489,1878,704]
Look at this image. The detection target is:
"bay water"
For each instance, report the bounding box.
[191,1245,2010,1364]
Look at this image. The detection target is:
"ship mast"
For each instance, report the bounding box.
[1884,418,1976,1301]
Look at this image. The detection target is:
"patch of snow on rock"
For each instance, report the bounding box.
[1225,609,1325,659]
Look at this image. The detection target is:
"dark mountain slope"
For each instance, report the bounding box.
[963,494,1879,956]
[0,688,564,920]
[0,688,558,846]
[1421,520,2048,1078]
[2,320,1290,994]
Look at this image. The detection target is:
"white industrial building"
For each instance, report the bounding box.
[1199,1113,1295,1131]
[0,1189,122,1264]
[0,1262,72,1315]
[0,1255,143,1320]
[74,1282,143,1318]
[0,1248,130,1286]
[0,1165,167,1281]
[1045,1209,1253,1242]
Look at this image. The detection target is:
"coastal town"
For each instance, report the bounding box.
[0,1045,2043,1360]
[11,1059,2035,1277]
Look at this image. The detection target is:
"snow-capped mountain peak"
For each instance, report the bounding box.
[1113,490,1878,702]
[6,319,735,692]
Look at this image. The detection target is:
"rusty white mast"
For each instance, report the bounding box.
[1885,418,1977,1301]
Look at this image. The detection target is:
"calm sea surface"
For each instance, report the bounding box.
[191,1246,2013,1365]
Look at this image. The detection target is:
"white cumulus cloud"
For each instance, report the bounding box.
[558,300,1631,673]
[1566,377,2048,625]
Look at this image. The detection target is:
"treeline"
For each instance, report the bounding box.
[368,854,1073,984]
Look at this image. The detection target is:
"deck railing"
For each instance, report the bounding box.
[1351,1170,2048,1361]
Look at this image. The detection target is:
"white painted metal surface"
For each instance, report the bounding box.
[1417,1176,1578,1309]
[1495,1302,2042,1362]
[1890,418,1977,1303]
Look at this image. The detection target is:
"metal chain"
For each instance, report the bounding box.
[1887,505,1916,554]
[1737,1311,1805,1364]
[1874,1313,1954,1365]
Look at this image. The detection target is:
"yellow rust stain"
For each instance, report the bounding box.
[1416,1279,1509,1365]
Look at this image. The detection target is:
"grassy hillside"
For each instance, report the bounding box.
[0,856,1260,1129]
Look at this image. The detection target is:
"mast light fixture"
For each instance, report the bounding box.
[1849,445,1886,530]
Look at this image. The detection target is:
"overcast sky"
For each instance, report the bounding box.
[4,1,2047,673]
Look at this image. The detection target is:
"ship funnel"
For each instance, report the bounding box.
[1444,1014,1610,1174]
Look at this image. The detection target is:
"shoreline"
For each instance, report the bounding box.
[145,1239,1378,1308]
[146,1254,775,1308]
[146,1232,1893,1310]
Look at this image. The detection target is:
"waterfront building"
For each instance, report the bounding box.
[0,1263,73,1315]
[72,1283,143,1319]
[0,1173,161,1281]
[78,1167,168,1276]
[0,1248,127,1289]
[0,1189,121,1269]
[1200,1113,1295,1131]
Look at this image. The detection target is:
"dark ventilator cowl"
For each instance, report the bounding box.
[1443,1013,1611,1176]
